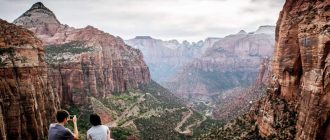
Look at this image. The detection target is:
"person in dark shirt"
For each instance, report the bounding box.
[48,110,79,140]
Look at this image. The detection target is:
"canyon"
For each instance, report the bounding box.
[165,26,275,100]
[126,26,275,120]
[13,2,151,106]
[0,2,204,139]
[2,0,330,139]
[201,0,330,139]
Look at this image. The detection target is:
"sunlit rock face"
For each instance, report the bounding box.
[125,36,205,83]
[165,26,275,102]
[0,19,59,140]
[255,0,330,139]
[14,2,150,105]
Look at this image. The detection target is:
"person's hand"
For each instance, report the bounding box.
[72,115,77,124]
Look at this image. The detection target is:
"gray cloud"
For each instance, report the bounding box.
[0,0,285,41]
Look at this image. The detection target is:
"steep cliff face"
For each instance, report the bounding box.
[256,0,330,139]
[14,3,150,105]
[0,19,59,140]
[125,36,204,83]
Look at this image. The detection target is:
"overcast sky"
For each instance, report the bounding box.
[0,0,285,42]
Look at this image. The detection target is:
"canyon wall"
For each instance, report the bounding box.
[255,0,330,139]
[0,19,59,140]
[14,2,151,105]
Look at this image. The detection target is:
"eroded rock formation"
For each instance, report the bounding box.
[14,2,150,105]
[0,19,59,140]
[256,0,330,139]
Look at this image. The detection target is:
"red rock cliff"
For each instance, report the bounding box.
[256,0,330,139]
[14,2,151,105]
[0,19,59,140]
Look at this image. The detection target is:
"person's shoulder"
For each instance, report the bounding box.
[63,128,74,137]
[49,123,57,128]
[87,127,93,133]
[101,125,109,129]
[101,125,110,131]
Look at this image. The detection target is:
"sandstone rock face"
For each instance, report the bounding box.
[125,36,204,83]
[255,0,330,139]
[14,3,150,105]
[0,19,59,140]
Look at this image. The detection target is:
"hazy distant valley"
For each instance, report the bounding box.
[126,26,275,120]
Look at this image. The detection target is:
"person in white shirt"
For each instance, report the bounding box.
[87,114,111,140]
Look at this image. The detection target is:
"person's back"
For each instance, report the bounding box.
[87,125,109,140]
[48,123,74,140]
[87,114,111,140]
[48,110,79,140]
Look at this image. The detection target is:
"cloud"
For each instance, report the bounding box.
[0,0,285,41]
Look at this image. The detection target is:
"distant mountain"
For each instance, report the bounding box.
[254,25,276,34]
[166,25,275,96]
[164,26,275,119]
[125,36,209,83]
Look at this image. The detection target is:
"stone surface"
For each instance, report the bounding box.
[0,19,59,140]
[14,3,151,105]
[255,0,330,139]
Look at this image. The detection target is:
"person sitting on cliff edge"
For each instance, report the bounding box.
[48,110,79,140]
[87,114,112,140]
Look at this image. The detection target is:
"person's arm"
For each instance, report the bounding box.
[87,134,92,140]
[107,127,111,140]
[72,115,79,140]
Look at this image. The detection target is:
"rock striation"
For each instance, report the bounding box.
[14,2,151,105]
[0,19,59,140]
[255,0,330,139]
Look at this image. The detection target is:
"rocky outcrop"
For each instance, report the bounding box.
[125,36,203,83]
[254,58,272,87]
[0,19,59,140]
[14,2,150,105]
[255,0,330,139]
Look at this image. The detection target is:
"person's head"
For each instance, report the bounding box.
[89,114,102,126]
[56,110,70,124]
